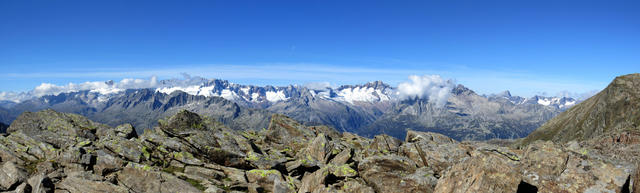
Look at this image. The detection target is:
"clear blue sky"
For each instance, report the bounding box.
[1,0,638,97]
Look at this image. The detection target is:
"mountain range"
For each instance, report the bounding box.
[0,74,637,193]
[0,78,579,141]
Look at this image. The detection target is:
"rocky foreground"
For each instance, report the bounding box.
[0,109,637,193]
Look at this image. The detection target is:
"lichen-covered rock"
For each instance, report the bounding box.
[370,134,402,155]
[434,150,522,193]
[93,149,126,176]
[246,169,283,193]
[400,131,470,174]
[245,150,288,170]
[57,177,128,193]
[301,133,332,164]
[27,174,54,193]
[98,138,144,162]
[520,141,570,185]
[184,165,225,180]
[0,132,61,162]
[521,141,631,193]
[298,167,329,193]
[116,166,202,193]
[262,114,317,155]
[96,123,137,140]
[0,161,28,191]
[114,124,138,139]
[203,163,248,185]
[153,110,250,168]
[358,155,433,193]
[338,179,375,193]
[328,148,351,165]
[0,140,23,164]
[307,125,341,141]
[272,177,293,193]
[159,109,208,136]
[56,147,92,169]
[6,110,105,149]
[546,155,629,193]
[266,115,316,143]
[405,130,456,144]
[0,109,635,193]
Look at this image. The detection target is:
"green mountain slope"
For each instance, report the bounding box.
[522,73,640,145]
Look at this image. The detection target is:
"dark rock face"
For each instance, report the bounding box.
[0,122,7,133]
[0,109,635,193]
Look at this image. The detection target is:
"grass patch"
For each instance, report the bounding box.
[184,178,206,191]
[24,159,47,175]
[161,165,184,174]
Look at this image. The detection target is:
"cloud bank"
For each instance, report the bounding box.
[0,77,164,103]
[397,75,456,107]
[303,82,332,90]
[555,90,600,101]
[0,74,227,103]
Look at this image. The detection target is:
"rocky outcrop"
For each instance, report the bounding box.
[359,155,436,193]
[435,140,634,193]
[0,109,636,193]
[434,149,522,193]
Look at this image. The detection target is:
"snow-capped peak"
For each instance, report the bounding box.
[533,96,577,109]
[154,79,293,103]
[521,95,578,109]
[333,81,394,104]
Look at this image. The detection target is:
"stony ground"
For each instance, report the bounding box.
[0,109,637,193]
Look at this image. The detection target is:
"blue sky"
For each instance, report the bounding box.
[1,0,638,97]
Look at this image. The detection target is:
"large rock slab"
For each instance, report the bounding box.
[6,110,107,149]
[400,131,470,174]
[116,165,201,193]
[27,174,54,193]
[154,110,249,168]
[521,141,631,193]
[0,162,27,191]
[358,155,433,193]
[57,177,128,193]
[246,169,283,193]
[434,150,522,193]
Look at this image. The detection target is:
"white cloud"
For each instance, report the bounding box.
[303,82,332,90]
[0,74,226,103]
[0,76,161,103]
[397,75,455,107]
[555,90,600,101]
[0,92,29,104]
